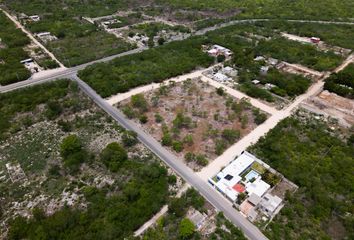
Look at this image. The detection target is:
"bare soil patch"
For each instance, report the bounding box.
[118,78,267,170]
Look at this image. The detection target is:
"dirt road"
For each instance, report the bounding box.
[1,8,65,68]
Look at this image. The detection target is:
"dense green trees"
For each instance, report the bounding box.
[0,12,31,85]
[79,38,213,97]
[100,142,128,172]
[60,134,87,172]
[256,37,342,71]
[8,162,169,240]
[179,218,195,239]
[324,64,354,99]
[249,116,354,239]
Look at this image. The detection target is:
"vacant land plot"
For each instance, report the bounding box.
[143,188,247,240]
[249,113,354,239]
[118,79,267,170]
[0,80,172,239]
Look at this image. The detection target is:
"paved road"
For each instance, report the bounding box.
[1,16,353,93]
[72,75,268,240]
[0,47,147,93]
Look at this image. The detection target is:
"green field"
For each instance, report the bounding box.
[249,115,354,239]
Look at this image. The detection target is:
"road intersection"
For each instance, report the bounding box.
[1,13,353,239]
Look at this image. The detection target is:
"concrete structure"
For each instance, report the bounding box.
[222,66,238,77]
[252,79,260,85]
[214,72,230,82]
[29,15,40,22]
[207,44,233,58]
[211,152,271,203]
[260,66,269,75]
[188,208,207,229]
[259,193,282,217]
[245,178,270,197]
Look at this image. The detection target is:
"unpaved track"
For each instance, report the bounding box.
[1,8,65,68]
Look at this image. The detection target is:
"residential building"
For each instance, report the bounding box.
[259,193,282,217]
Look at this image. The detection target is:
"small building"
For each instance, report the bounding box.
[254,56,265,62]
[36,32,57,43]
[259,193,282,217]
[260,66,269,75]
[265,83,276,90]
[188,209,207,229]
[214,72,230,82]
[207,45,233,58]
[247,193,262,206]
[222,66,238,77]
[252,79,260,85]
[310,37,321,44]
[29,15,40,22]
[245,178,270,197]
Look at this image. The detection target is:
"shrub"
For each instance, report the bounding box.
[172,141,183,152]
[222,129,240,143]
[100,142,128,172]
[122,131,138,147]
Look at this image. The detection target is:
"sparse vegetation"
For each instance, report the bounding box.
[120,79,266,170]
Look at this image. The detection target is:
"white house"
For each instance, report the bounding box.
[259,193,282,217]
[29,15,40,22]
[222,66,238,77]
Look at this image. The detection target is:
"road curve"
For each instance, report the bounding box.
[72,75,268,240]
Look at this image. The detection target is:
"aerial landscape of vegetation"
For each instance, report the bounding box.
[0,80,172,239]
[249,113,354,239]
[0,0,353,240]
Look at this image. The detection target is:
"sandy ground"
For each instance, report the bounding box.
[281,33,313,44]
[106,65,278,115]
[197,54,353,180]
[197,79,325,180]
[106,66,218,105]
[199,75,278,115]
[1,8,65,68]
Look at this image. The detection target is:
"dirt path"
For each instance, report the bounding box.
[334,53,354,73]
[0,8,65,68]
[200,75,278,115]
[197,79,325,180]
[106,65,278,116]
[106,66,219,105]
[198,52,354,180]
[133,184,190,237]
